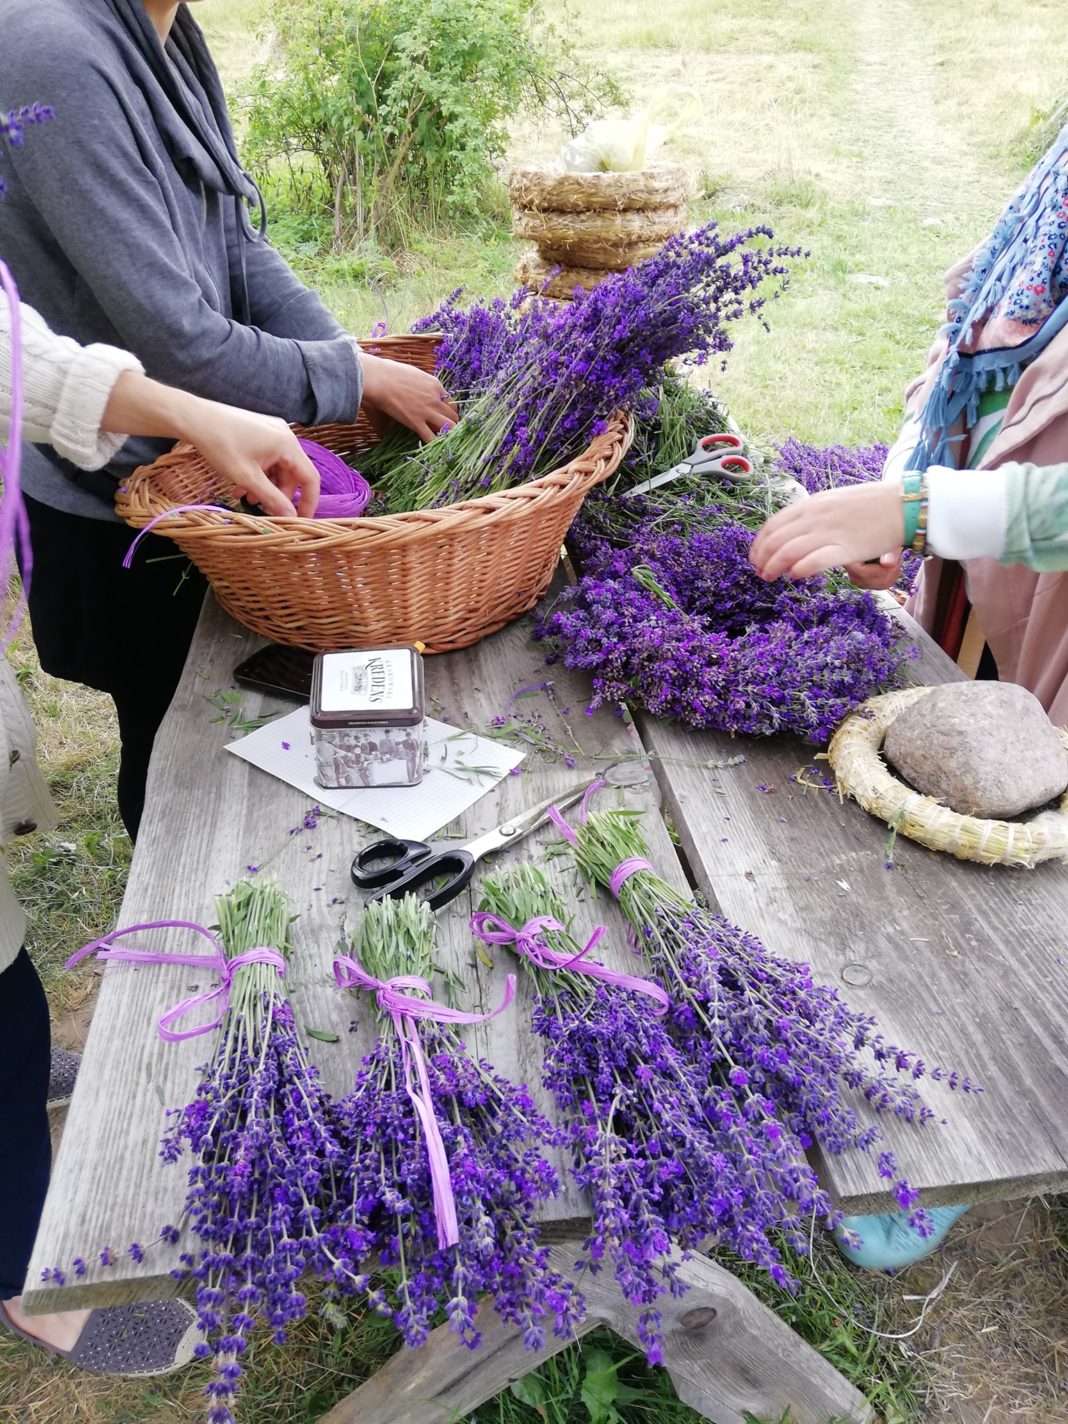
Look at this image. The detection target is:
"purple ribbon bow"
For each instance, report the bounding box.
[332,955,516,1249]
[469,911,669,1014]
[66,920,286,1042]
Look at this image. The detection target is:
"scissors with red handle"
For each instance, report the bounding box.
[625,432,753,497]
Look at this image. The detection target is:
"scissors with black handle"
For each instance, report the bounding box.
[350,779,597,912]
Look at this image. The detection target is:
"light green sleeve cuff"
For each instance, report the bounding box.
[999,461,1068,572]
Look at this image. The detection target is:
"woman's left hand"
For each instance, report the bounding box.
[749,482,907,580]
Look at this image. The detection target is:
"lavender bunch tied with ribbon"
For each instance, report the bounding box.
[472,862,836,1362]
[58,881,343,1423]
[326,895,584,1352]
[566,808,977,1253]
[150,879,343,1424]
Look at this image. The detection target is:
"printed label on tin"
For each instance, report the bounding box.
[319,649,414,715]
[314,724,426,787]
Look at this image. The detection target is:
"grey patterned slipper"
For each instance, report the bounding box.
[0,1297,200,1377]
[47,1048,81,1110]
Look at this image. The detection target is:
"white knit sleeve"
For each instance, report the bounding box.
[925,466,1007,562]
[0,297,144,470]
[881,415,922,483]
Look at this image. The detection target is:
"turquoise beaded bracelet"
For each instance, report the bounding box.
[901,473,929,555]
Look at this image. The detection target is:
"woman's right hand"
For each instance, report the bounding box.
[359,351,458,442]
[100,372,320,516]
[173,398,320,517]
[749,482,906,583]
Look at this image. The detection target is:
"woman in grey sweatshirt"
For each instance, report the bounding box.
[0,0,454,838]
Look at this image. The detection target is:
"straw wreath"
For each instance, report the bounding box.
[514,249,611,298]
[508,164,692,214]
[513,206,687,270]
[827,686,1068,868]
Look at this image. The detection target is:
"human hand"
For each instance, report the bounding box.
[749,482,906,582]
[359,351,458,442]
[101,371,320,516]
[843,552,905,589]
[176,399,320,517]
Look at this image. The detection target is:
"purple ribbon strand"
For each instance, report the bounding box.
[332,955,516,1249]
[0,259,33,645]
[470,911,669,1014]
[67,920,286,1042]
[608,857,655,897]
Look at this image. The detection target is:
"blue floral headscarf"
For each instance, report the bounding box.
[910,124,1068,469]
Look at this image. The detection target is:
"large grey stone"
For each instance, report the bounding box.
[884,682,1068,818]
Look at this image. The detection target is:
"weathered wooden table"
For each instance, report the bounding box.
[24,589,1068,1424]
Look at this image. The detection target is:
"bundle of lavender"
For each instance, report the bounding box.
[57,879,343,1424]
[157,879,344,1423]
[327,895,584,1352]
[563,809,975,1250]
[364,221,801,512]
[472,862,843,1360]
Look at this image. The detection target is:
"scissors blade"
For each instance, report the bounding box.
[460,777,598,863]
[622,461,691,499]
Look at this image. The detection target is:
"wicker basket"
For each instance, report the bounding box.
[116,335,632,654]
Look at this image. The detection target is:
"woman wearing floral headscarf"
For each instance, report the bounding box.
[753,125,1068,713]
[755,126,1068,1272]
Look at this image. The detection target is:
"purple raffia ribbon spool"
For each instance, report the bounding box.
[297,439,371,519]
[332,954,516,1249]
[122,440,371,567]
[66,920,285,1042]
[470,911,670,1014]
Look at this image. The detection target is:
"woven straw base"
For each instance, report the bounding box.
[514,206,686,271]
[116,337,632,655]
[515,250,612,299]
[827,686,1068,868]
[508,165,692,214]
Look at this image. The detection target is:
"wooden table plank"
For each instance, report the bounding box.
[25,595,685,1313]
[637,604,1068,1212]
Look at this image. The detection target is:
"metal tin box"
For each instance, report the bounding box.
[310,646,426,789]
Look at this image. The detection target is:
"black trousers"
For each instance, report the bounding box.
[23,496,207,842]
[0,949,51,1300]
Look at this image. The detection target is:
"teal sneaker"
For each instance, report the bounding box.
[832,1204,970,1271]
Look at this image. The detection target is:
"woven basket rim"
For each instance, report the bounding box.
[827,686,1068,868]
[117,408,632,544]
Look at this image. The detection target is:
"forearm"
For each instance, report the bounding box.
[99,370,210,441]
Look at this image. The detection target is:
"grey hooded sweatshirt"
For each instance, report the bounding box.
[0,0,363,520]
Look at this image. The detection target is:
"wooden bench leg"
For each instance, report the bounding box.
[317,1244,873,1424]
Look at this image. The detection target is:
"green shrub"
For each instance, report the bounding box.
[247,0,623,250]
